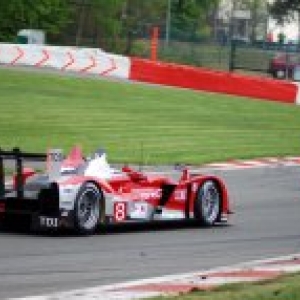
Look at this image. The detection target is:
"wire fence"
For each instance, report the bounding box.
[231,41,300,81]
[129,37,300,80]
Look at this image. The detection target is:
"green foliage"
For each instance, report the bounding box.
[121,0,166,53]
[69,0,166,52]
[0,0,222,53]
[89,0,124,51]
[171,0,219,40]
[269,0,300,23]
[0,0,70,42]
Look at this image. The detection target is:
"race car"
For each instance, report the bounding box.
[0,146,230,234]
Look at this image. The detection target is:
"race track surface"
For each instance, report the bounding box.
[0,166,300,299]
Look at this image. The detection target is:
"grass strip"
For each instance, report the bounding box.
[1,68,300,164]
[150,272,300,300]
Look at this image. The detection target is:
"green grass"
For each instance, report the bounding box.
[150,272,300,300]
[0,68,300,164]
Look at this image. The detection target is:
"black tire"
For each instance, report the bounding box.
[273,69,286,79]
[194,180,221,226]
[74,182,103,235]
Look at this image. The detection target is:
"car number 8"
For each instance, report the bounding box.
[114,202,127,222]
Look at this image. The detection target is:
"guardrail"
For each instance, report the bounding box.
[129,57,299,104]
[0,43,299,104]
[0,43,130,79]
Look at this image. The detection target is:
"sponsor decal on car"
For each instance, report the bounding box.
[132,188,161,200]
[39,216,59,228]
[130,202,149,219]
[114,202,127,222]
[174,189,187,201]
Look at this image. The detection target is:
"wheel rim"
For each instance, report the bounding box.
[200,181,220,224]
[276,70,285,78]
[76,185,100,230]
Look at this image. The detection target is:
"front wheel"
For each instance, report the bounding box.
[194,180,221,226]
[74,182,103,235]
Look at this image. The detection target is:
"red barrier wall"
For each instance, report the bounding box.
[130,58,297,104]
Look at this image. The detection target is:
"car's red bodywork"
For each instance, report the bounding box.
[0,147,231,234]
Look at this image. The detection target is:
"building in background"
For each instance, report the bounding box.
[215,0,299,44]
[215,0,268,43]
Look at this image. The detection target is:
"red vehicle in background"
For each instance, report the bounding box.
[269,52,300,79]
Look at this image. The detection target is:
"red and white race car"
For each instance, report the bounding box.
[0,146,230,234]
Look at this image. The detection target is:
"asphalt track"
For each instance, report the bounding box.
[0,165,300,299]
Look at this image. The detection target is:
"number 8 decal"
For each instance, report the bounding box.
[114,202,127,222]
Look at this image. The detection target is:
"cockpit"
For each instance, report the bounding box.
[57,147,121,179]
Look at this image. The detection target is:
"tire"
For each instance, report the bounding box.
[194,180,221,226]
[274,69,286,79]
[74,182,103,235]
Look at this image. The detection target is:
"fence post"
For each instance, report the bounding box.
[150,26,159,61]
[0,149,4,197]
[229,39,236,72]
[285,45,289,80]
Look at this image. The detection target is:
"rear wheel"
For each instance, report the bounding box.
[194,180,221,226]
[74,182,103,235]
[274,69,286,79]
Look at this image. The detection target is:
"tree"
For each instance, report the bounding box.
[83,0,222,52]
[90,0,124,51]
[269,0,300,41]
[269,0,300,23]
[171,0,220,40]
[75,0,165,53]
[121,0,166,53]
[0,0,71,42]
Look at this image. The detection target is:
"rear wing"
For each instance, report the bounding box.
[0,148,46,199]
